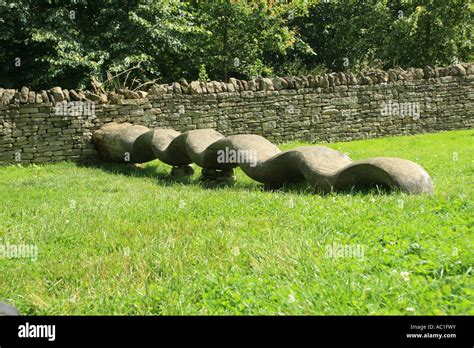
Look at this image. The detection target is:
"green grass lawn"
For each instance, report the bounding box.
[0,129,472,315]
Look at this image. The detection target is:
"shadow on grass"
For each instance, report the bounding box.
[78,159,169,180]
[76,160,258,192]
[76,160,399,196]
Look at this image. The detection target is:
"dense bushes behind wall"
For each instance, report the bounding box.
[0,63,473,165]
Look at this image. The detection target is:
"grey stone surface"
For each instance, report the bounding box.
[333,157,434,194]
[0,301,19,316]
[92,122,155,163]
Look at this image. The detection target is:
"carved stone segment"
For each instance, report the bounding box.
[333,157,434,194]
[204,134,280,174]
[150,129,188,166]
[92,122,155,163]
[182,129,225,168]
[260,146,353,192]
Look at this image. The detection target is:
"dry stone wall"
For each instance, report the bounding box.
[0,63,473,165]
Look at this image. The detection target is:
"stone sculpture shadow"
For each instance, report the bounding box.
[91,122,434,195]
[76,160,262,192]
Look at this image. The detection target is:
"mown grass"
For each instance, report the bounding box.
[0,129,472,315]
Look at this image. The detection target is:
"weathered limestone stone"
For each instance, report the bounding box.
[294,77,305,89]
[219,81,228,92]
[377,71,389,83]
[200,81,209,93]
[237,79,245,91]
[190,81,203,94]
[301,75,309,87]
[433,67,443,77]
[319,75,329,88]
[47,90,56,103]
[361,75,372,85]
[51,87,65,102]
[206,82,215,93]
[92,122,155,163]
[40,90,50,103]
[107,92,125,104]
[466,63,474,75]
[211,81,223,92]
[307,75,316,88]
[148,84,167,96]
[327,73,336,86]
[349,73,358,85]
[424,66,435,78]
[400,70,414,80]
[98,93,108,103]
[451,64,466,76]
[62,89,70,101]
[84,91,102,102]
[69,89,81,101]
[226,83,235,92]
[0,301,19,316]
[137,90,148,98]
[179,79,189,94]
[388,70,398,82]
[20,86,29,103]
[118,89,140,99]
[247,79,257,91]
[254,77,263,91]
[333,157,434,194]
[2,89,15,104]
[229,78,241,92]
[172,82,182,94]
[260,78,274,91]
[35,93,43,103]
[337,72,348,85]
[414,68,424,79]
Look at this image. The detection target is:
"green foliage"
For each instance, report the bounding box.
[0,0,472,89]
[0,130,472,314]
[246,59,273,78]
[198,64,210,82]
[190,0,299,81]
[0,0,202,89]
[380,0,473,68]
[290,0,473,72]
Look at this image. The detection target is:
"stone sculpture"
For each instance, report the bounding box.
[93,122,434,194]
[0,301,20,316]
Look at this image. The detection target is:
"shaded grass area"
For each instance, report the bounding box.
[0,129,472,315]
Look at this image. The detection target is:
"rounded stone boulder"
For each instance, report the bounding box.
[0,301,20,316]
[333,157,434,194]
[92,122,156,163]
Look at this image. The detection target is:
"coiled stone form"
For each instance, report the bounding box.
[93,122,434,194]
